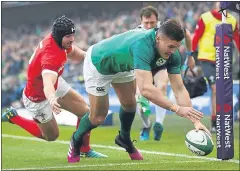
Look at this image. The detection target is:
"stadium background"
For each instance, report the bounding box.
[2,1,239,124]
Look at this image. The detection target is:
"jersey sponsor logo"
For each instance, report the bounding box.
[156,58,166,66]
[96,87,105,92]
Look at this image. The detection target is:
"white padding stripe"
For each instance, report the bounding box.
[41,69,58,77]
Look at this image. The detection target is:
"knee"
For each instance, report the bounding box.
[89,115,106,126]
[82,105,90,114]
[121,101,136,113]
[44,132,59,142]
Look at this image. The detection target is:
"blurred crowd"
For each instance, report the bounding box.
[2,1,239,108]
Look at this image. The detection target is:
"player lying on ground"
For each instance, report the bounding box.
[66,18,211,163]
[2,16,107,163]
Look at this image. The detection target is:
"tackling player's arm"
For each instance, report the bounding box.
[42,71,61,114]
[41,51,62,114]
[67,45,86,62]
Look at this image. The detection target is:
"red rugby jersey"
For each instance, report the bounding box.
[24,34,72,102]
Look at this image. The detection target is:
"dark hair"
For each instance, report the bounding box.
[158,18,184,42]
[140,6,158,19]
[52,15,75,48]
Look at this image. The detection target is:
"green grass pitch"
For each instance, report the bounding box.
[1,114,239,170]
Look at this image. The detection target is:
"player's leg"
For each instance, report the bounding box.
[136,86,151,141]
[67,92,109,162]
[2,107,43,139]
[152,69,167,141]
[34,113,59,141]
[111,72,143,160]
[57,78,107,158]
[2,93,59,141]
[76,117,91,155]
[200,61,216,132]
[67,45,110,163]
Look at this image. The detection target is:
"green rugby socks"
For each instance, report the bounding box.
[74,112,97,141]
[119,106,136,140]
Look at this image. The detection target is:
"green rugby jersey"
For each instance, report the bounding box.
[91,28,182,75]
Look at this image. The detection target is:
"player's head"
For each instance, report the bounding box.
[52,15,75,49]
[155,18,184,59]
[140,6,158,30]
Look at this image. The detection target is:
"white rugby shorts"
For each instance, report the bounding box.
[22,77,71,123]
[83,45,135,96]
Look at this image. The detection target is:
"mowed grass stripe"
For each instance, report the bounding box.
[2,134,239,164]
[2,161,209,171]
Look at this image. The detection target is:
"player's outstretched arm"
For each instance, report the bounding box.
[168,73,211,134]
[135,69,173,110]
[135,69,202,122]
[67,45,86,61]
[168,73,192,107]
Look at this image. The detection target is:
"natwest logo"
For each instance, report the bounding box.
[224,104,232,113]
[215,36,221,45]
[216,104,221,112]
[224,35,231,45]
[216,104,232,113]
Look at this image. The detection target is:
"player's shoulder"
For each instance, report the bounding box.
[169,50,181,62]
[41,34,60,54]
[172,50,181,57]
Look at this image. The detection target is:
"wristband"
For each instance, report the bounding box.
[175,105,180,113]
[169,104,180,113]
[186,51,194,57]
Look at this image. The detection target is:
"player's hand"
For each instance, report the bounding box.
[176,106,203,123]
[187,56,195,70]
[49,96,61,114]
[194,121,211,137]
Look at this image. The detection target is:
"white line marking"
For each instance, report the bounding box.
[2,161,206,170]
[2,134,239,165]
[2,162,151,170]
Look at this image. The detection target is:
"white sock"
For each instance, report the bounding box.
[155,105,166,124]
[137,103,151,128]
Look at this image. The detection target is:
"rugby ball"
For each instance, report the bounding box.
[185,130,214,156]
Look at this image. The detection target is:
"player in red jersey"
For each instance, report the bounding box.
[2,15,107,163]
